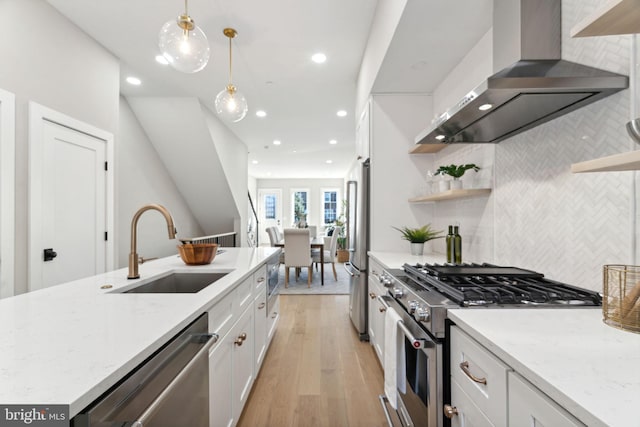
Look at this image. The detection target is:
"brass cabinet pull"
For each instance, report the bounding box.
[369,292,377,299]
[379,306,387,313]
[271,312,278,318]
[234,332,248,346]
[258,302,266,309]
[443,404,458,419]
[459,361,487,385]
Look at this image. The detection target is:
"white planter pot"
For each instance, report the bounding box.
[450,179,463,190]
[410,243,425,256]
[438,180,450,192]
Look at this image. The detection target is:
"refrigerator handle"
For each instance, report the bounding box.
[344,261,359,277]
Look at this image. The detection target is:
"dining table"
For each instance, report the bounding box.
[274,236,325,286]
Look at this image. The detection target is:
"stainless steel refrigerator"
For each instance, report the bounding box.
[345,159,369,341]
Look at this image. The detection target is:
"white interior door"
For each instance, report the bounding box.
[257,189,282,245]
[29,103,114,291]
[0,88,15,299]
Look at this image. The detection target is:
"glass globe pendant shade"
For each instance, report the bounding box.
[158,15,210,73]
[215,85,248,123]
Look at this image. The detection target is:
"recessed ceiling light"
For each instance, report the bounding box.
[256,110,267,117]
[329,139,337,145]
[292,150,297,153]
[337,110,347,117]
[435,135,445,141]
[155,55,169,65]
[326,160,333,164]
[478,103,493,111]
[252,160,259,164]
[126,76,141,86]
[311,53,327,64]
[273,140,281,145]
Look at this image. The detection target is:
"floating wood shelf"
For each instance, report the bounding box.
[571,0,640,37]
[571,150,640,173]
[408,188,492,203]
[409,143,447,154]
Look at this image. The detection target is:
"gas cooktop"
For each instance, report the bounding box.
[402,263,602,307]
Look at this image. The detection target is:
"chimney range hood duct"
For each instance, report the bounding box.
[415,0,628,145]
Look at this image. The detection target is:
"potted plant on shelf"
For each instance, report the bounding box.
[333,200,349,262]
[392,224,444,256]
[435,163,480,190]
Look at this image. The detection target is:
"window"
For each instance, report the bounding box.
[321,189,340,225]
[291,189,309,225]
[264,195,276,219]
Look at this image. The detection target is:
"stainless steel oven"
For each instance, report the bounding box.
[378,295,443,427]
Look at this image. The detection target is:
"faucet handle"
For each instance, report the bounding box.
[138,256,158,265]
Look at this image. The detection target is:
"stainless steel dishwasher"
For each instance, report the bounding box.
[73,313,217,427]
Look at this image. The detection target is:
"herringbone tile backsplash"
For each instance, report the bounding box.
[431,0,635,292]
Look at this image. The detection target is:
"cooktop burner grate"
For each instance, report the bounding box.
[403,263,602,306]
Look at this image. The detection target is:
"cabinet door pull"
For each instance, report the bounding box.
[459,361,487,385]
[369,292,377,299]
[443,404,459,419]
[258,302,266,309]
[234,332,248,346]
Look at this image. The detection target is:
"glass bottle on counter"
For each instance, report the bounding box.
[453,225,462,264]
[446,225,454,263]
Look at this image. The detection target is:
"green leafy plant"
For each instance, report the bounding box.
[392,224,444,243]
[435,163,480,179]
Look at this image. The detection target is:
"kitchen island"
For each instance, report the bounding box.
[0,247,279,419]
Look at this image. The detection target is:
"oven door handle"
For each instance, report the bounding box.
[377,296,426,349]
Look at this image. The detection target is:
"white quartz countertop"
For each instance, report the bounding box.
[0,247,279,418]
[448,309,640,427]
[368,251,447,269]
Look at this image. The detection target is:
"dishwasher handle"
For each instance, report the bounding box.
[131,332,219,427]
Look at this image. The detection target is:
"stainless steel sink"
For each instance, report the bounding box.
[123,272,228,294]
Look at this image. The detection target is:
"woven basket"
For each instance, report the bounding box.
[603,265,640,333]
[177,243,218,265]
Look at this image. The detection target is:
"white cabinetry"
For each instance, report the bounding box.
[449,326,509,426]
[355,99,370,161]
[508,373,585,427]
[367,256,386,365]
[267,295,280,343]
[208,263,276,427]
[449,326,586,427]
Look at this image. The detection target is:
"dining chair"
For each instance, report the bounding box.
[312,228,340,280]
[266,226,285,264]
[307,225,317,238]
[283,228,313,287]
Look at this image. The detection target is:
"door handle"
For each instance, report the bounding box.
[44,248,57,262]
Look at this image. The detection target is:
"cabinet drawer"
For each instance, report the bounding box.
[449,378,496,427]
[450,326,510,426]
[253,265,267,295]
[508,373,586,427]
[208,292,234,338]
[267,295,280,343]
[235,275,254,317]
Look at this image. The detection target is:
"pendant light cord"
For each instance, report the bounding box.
[184,0,188,15]
[228,36,233,85]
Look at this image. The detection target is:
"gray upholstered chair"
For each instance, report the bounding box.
[283,228,313,287]
[312,227,340,280]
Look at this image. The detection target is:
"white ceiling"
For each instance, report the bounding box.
[46,0,492,179]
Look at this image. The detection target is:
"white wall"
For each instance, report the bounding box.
[117,97,203,267]
[204,107,249,246]
[369,94,436,253]
[0,0,119,294]
[355,0,408,119]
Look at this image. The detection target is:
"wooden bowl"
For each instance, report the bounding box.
[177,243,218,265]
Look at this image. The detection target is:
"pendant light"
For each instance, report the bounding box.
[158,0,210,73]
[215,28,248,123]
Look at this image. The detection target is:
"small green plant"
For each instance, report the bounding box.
[435,163,480,179]
[392,224,444,243]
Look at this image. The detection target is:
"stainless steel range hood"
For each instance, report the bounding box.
[415,0,628,145]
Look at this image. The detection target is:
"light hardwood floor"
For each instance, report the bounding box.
[237,295,388,427]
